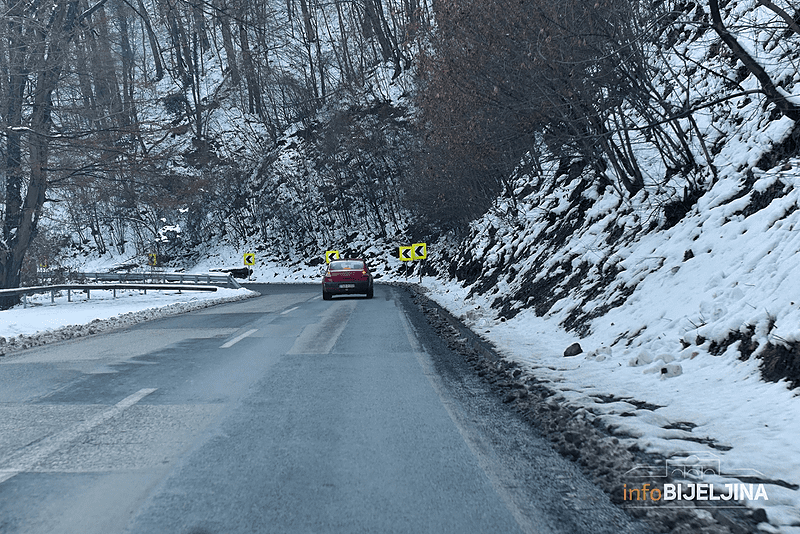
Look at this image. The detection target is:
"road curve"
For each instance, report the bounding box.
[0,284,647,534]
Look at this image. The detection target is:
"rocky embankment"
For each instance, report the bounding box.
[405,285,764,534]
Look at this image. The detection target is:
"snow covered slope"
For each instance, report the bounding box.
[421,160,800,532]
[414,2,800,530]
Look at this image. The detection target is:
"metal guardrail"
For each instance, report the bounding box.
[0,283,220,309]
[71,272,241,289]
[3,272,241,309]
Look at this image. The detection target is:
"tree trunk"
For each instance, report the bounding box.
[192,1,210,51]
[136,0,164,80]
[708,0,800,120]
[239,23,262,116]
[1,0,80,306]
[363,0,393,62]
[298,0,319,100]
[166,0,188,83]
[216,0,240,86]
[756,0,800,36]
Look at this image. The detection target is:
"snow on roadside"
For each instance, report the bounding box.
[0,286,258,355]
[418,165,800,533]
[423,276,800,532]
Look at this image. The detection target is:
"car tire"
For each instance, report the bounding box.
[323,291,332,301]
[366,287,374,299]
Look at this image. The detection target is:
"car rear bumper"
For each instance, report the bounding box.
[323,281,372,294]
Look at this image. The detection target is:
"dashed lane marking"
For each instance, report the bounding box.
[219,329,258,348]
[0,388,157,485]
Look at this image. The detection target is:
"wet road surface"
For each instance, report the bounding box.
[0,284,647,533]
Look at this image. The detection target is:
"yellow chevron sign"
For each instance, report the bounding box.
[412,243,427,260]
[243,253,255,266]
[325,250,340,263]
[399,246,413,261]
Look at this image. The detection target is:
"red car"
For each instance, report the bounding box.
[322,258,374,300]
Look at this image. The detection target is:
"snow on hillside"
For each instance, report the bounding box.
[416,164,800,532]
[405,3,800,530]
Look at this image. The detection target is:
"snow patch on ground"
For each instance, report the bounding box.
[423,275,800,531]
[0,287,257,355]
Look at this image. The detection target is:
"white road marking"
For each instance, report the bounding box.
[0,388,157,485]
[280,306,299,315]
[219,329,258,348]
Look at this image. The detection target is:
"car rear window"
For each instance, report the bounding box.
[329,260,364,270]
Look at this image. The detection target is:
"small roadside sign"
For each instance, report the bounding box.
[325,250,340,263]
[243,253,255,266]
[412,243,427,260]
[399,246,413,261]
[147,253,157,267]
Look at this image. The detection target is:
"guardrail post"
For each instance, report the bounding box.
[0,279,221,310]
[225,274,241,289]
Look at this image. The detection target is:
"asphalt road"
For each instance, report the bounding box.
[0,284,647,534]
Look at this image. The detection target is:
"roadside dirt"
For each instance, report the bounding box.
[400,284,763,534]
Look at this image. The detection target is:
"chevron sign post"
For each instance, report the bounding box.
[243,253,255,281]
[399,243,427,282]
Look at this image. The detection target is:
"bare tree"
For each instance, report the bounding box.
[413,0,649,226]
[708,0,800,120]
[1,0,85,306]
[135,0,165,81]
[214,0,240,86]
